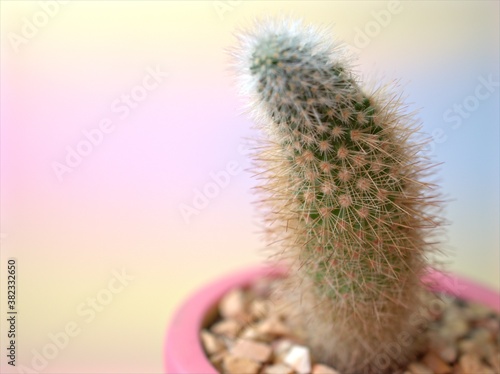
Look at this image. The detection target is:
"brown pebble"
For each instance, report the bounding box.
[408,362,433,374]
[464,303,493,321]
[211,319,242,339]
[263,363,295,374]
[472,326,494,342]
[209,350,227,372]
[477,317,500,336]
[442,319,469,340]
[223,354,261,374]
[458,339,475,354]
[231,339,273,363]
[437,345,458,363]
[422,352,451,374]
[486,350,500,372]
[458,328,495,358]
[200,329,225,355]
[256,316,291,337]
[272,339,293,363]
[240,326,262,341]
[219,288,248,320]
[250,299,272,319]
[312,363,340,374]
[454,353,495,374]
[429,336,458,363]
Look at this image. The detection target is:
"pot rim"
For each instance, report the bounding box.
[164,265,500,374]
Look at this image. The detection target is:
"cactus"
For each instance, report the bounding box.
[233,19,442,374]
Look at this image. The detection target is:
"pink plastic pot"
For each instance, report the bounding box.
[164,266,500,374]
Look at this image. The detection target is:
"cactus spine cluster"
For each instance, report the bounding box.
[234,19,441,374]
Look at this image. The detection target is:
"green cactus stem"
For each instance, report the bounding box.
[233,19,443,374]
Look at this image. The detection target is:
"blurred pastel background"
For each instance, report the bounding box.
[0,1,498,373]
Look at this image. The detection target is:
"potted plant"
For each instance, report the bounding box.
[165,19,499,374]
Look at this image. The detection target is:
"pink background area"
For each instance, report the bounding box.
[1,1,499,373]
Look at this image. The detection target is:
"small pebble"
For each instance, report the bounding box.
[210,350,227,372]
[231,339,273,363]
[442,319,469,340]
[464,303,492,321]
[429,336,457,363]
[471,326,493,341]
[486,350,500,372]
[477,316,500,336]
[458,328,494,358]
[263,363,295,374]
[422,352,451,374]
[250,299,272,319]
[240,326,265,341]
[408,362,433,374]
[256,316,291,337]
[437,345,458,363]
[219,288,246,319]
[283,345,311,374]
[211,319,243,339]
[200,330,225,355]
[458,338,475,354]
[272,339,294,363]
[312,363,340,374]
[223,355,261,374]
[455,352,494,374]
